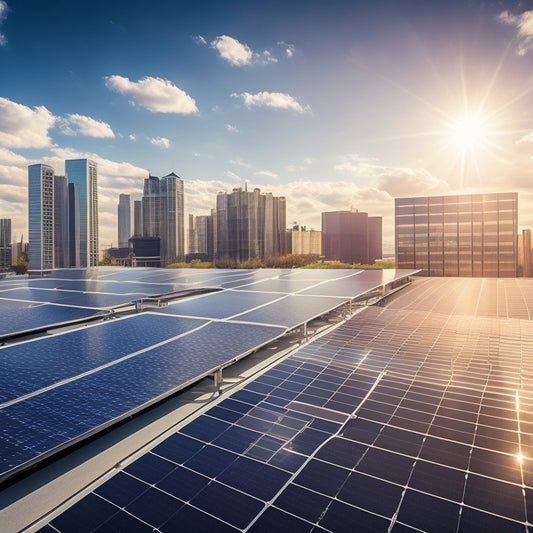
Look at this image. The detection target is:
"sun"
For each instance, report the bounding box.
[450,113,487,150]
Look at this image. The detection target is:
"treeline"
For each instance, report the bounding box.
[168,254,395,270]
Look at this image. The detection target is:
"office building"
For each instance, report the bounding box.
[141,173,184,266]
[519,229,532,277]
[290,224,322,255]
[68,183,80,268]
[216,187,286,262]
[0,218,11,270]
[188,214,196,255]
[28,164,55,273]
[117,194,131,248]
[53,175,69,268]
[133,199,143,237]
[322,209,382,264]
[395,192,518,277]
[65,159,99,267]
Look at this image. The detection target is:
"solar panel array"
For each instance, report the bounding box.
[1,267,412,487]
[37,276,533,533]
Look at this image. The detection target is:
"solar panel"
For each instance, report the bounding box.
[37,276,533,533]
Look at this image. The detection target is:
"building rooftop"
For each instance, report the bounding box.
[1,270,532,532]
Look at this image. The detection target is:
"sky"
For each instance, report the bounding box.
[1,0,533,255]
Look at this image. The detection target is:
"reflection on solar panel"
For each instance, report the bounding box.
[39,276,533,533]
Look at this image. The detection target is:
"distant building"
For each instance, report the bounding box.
[118,194,131,248]
[0,218,12,270]
[133,200,143,237]
[290,225,321,255]
[65,159,99,267]
[188,214,196,255]
[321,209,382,264]
[129,237,160,267]
[519,229,532,277]
[54,175,69,268]
[216,187,286,262]
[68,182,80,268]
[28,164,55,273]
[187,213,215,262]
[395,192,518,277]
[141,173,184,266]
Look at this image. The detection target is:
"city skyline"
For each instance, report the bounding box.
[2,1,533,254]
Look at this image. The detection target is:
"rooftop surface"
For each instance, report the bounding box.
[2,272,532,532]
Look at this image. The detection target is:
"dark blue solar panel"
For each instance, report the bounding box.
[233,294,347,328]
[0,304,99,338]
[156,290,283,319]
[0,320,286,482]
[0,314,206,403]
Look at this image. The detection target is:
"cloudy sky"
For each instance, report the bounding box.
[1,0,533,255]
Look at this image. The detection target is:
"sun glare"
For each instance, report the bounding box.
[451,114,487,149]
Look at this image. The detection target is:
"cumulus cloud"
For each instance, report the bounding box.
[231,91,309,113]
[59,113,115,138]
[0,97,56,148]
[0,1,8,46]
[210,35,254,66]
[0,147,27,166]
[209,35,278,66]
[226,123,238,133]
[129,133,136,141]
[498,10,533,55]
[335,154,450,197]
[278,41,295,57]
[149,136,170,149]
[105,75,198,114]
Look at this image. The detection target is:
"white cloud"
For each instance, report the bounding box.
[210,35,253,66]
[223,170,242,182]
[231,91,309,113]
[278,41,295,58]
[194,34,207,46]
[335,154,450,197]
[226,123,238,133]
[0,97,56,148]
[517,132,533,144]
[498,10,533,55]
[210,35,278,66]
[229,157,250,168]
[254,170,278,179]
[105,75,198,114]
[149,136,170,149]
[0,147,27,166]
[129,133,136,141]
[0,1,8,46]
[60,113,115,138]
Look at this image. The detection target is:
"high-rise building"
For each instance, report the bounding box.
[216,187,286,262]
[133,200,143,237]
[65,159,98,267]
[0,218,12,270]
[395,192,518,277]
[141,173,184,266]
[54,175,69,268]
[321,209,382,264]
[117,194,131,249]
[519,229,532,277]
[28,164,55,273]
[68,183,80,268]
[188,213,215,261]
[188,214,196,255]
[290,225,322,255]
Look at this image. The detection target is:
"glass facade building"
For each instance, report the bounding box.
[117,193,131,249]
[321,210,382,264]
[395,192,518,277]
[65,159,99,267]
[0,218,12,270]
[53,175,69,268]
[28,164,55,272]
[216,187,286,262]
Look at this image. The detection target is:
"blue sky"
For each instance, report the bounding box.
[1,0,533,254]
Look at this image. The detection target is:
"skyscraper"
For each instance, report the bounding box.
[54,175,69,268]
[0,218,12,270]
[216,187,286,262]
[28,164,55,273]
[133,200,143,237]
[65,159,99,267]
[117,194,131,248]
[321,209,382,264]
[68,183,80,268]
[141,173,184,266]
[395,192,518,277]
